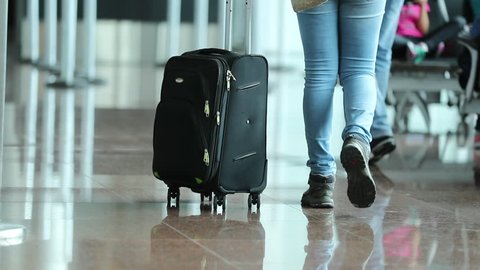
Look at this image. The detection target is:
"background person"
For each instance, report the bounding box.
[370,0,404,164]
[393,0,466,63]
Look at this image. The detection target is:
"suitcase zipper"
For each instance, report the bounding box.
[194,114,210,168]
[169,55,236,181]
[217,70,236,125]
[211,60,235,180]
[226,70,236,91]
[203,149,210,166]
[182,56,227,181]
[204,100,210,117]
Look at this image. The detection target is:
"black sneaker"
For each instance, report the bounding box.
[369,136,396,164]
[301,174,335,208]
[340,135,376,208]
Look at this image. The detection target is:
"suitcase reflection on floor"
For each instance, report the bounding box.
[150,208,265,269]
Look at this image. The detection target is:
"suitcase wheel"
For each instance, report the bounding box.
[213,194,226,212]
[200,192,213,203]
[167,188,180,207]
[248,193,260,210]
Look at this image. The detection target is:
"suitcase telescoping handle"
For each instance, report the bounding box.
[225,0,253,54]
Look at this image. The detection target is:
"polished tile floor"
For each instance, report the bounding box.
[1,57,480,270]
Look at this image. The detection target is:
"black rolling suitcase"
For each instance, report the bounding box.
[152,0,268,211]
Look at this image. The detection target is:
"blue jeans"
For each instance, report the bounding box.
[371,0,403,139]
[297,0,385,176]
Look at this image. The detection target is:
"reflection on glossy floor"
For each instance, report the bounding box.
[1,61,480,270]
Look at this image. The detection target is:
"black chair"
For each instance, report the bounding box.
[389,0,468,134]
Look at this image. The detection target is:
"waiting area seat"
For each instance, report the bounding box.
[389,58,464,133]
[456,37,480,116]
[387,0,480,135]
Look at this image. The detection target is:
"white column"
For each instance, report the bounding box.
[83,0,97,80]
[166,0,181,58]
[26,0,40,62]
[60,0,78,85]
[194,0,208,49]
[44,0,58,67]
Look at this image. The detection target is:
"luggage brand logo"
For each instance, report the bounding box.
[175,78,184,83]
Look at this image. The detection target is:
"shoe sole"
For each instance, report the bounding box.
[369,141,396,164]
[301,194,334,208]
[340,145,376,208]
[301,201,334,209]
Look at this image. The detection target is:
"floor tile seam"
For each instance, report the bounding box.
[161,221,242,270]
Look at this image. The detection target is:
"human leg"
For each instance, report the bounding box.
[297,1,339,177]
[297,1,339,208]
[370,0,403,163]
[421,16,467,51]
[339,0,384,144]
[404,16,467,63]
[338,0,386,207]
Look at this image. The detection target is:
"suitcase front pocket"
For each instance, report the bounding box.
[153,99,211,186]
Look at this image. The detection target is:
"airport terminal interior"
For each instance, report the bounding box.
[1,0,480,269]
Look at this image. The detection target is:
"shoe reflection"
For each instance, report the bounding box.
[332,165,393,269]
[150,206,265,269]
[301,166,395,269]
[302,209,336,270]
[302,208,379,270]
[341,222,375,270]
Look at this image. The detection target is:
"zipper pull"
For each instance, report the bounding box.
[203,149,210,166]
[216,111,220,126]
[204,100,210,117]
[226,70,236,91]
